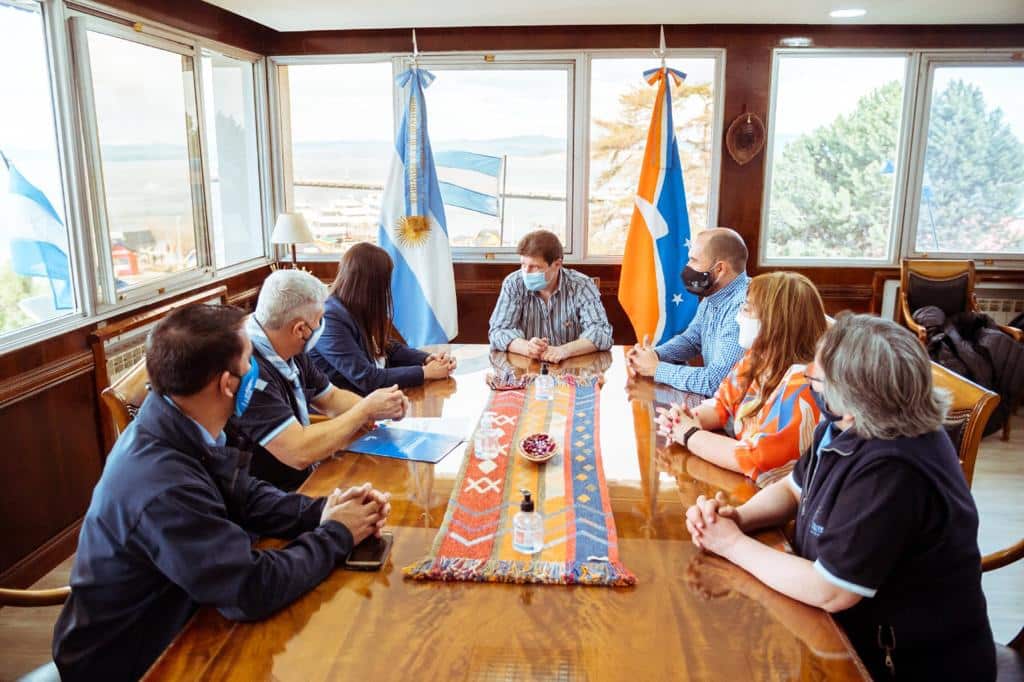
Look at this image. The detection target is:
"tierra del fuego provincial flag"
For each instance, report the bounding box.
[378,67,458,347]
[617,67,698,346]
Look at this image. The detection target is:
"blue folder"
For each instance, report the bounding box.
[347,425,464,464]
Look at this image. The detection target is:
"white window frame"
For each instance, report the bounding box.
[70,14,213,308]
[758,49,918,268]
[583,48,725,263]
[402,52,578,261]
[268,53,403,265]
[269,48,725,265]
[0,0,91,351]
[1,1,272,355]
[198,45,274,273]
[901,51,1024,266]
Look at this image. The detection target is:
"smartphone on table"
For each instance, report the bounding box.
[342,532,394,571]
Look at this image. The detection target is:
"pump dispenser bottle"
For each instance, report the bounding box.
[512,489,543,554]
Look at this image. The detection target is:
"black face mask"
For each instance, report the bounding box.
[810,388,843,423]
[682,265,715,297]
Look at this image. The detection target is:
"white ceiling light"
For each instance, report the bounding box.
[780,36,814,47]
[830,8,868,18]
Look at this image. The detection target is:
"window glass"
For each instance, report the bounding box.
[0,0,75,335]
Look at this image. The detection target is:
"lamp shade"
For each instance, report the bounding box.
[270,212,314,245]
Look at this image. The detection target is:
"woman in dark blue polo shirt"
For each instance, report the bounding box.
[685,313,994,680]
[310,242,455,396]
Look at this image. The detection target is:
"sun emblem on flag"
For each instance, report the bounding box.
[396,215,432,247]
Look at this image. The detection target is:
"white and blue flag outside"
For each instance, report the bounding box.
[2,150,67,250]
[378,67,458,346]
[2,150,73,310]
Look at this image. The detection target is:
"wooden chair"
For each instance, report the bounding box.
[984,540,1024,677]
[899,259,1024,344]
[904,259,1021,442]
[0,587,69,607]
[932,362,999,488]
[99,358,150,440]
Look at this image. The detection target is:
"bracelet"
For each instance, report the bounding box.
[681,426,701,449]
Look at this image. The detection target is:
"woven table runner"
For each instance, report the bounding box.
[404,376,635,586]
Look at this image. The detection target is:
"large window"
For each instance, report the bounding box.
[278,61,395,256]
[201,49,265,268]
[81,28,205,292]
[0,0,74,336]
[588,55,719,257]
[909,61,1024,255]
[762,53,909,262]
[424,64,571,250]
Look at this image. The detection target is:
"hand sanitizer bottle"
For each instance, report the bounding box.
[512,489,543,555]
[535,363,554,401]
[474,411,500,460]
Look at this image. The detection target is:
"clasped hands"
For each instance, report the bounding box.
[320,482,392,544]
[625,335,659,378]
[685,491,744,558]
[423,351,458,380]
[655,403,701,445]
[523,337,571,364]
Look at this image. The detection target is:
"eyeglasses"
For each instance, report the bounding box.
[805,363,825,385]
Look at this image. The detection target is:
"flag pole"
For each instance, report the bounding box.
[0,149,10,171]
[656,25,666,69]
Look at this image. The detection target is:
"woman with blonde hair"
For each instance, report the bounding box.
[659,271,827,483]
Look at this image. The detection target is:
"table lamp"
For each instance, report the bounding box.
[270,212,313,268]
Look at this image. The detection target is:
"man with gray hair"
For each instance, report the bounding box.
[234,269,407,490]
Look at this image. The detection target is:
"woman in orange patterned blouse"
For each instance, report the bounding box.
[658,272,828,484]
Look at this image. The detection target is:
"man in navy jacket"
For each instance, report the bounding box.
[52,304,391,681]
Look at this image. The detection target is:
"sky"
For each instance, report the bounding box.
[774,54,1024,141]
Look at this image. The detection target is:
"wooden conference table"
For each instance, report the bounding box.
[145,345,868,681]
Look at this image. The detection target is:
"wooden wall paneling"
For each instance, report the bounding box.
[73,0,273,53]
[0,371,104,586]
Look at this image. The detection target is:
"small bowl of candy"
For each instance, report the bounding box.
[519,433,558,463]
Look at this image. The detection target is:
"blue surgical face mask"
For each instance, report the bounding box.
[522,269,549,292]
[231,356,259,417]
[810,387,843,423]
[302,319,324,354]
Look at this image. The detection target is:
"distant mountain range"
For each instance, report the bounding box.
[3,136,568,165]
[294,135,566,157]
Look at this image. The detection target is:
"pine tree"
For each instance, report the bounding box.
[589,80,714,255]
[767,79,1024,257]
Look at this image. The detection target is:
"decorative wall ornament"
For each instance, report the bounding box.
[725,111,766,166]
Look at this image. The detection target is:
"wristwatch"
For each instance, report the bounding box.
[681,426,701,449]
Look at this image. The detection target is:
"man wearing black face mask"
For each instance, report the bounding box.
[53,304,390,682]
[626,227,749,396]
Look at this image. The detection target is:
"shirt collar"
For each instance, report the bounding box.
[246,316,299,383]
[706,271,749,306]
[161,395,227,448]
[818,423,864,457]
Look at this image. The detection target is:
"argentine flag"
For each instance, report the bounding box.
[378,67,458,346]
[617,67,697,346]
[2,150,67,249]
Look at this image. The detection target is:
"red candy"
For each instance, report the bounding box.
[521,433,556,457]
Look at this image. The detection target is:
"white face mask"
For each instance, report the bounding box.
[736,312,761,349]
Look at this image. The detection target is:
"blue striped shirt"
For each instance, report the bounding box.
[653,272,749,397]
[488,268,613,351]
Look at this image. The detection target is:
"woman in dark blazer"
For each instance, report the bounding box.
[310,242,455,395]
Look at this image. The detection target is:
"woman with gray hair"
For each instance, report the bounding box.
[684,313,994,680]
